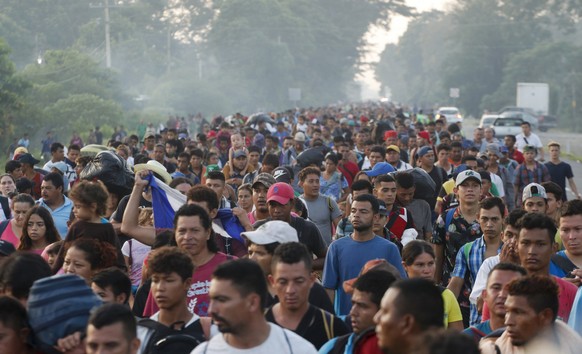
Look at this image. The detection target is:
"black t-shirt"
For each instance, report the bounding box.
[112,195,152,223]
[253,217,327,258]
[264,282,334,314]
[265,305,349,349]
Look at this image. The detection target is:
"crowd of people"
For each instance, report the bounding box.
[1,102,582,353]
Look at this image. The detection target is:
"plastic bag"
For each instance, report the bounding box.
[79,150,134,197]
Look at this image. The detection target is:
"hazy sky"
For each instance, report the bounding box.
[359,0,453,99]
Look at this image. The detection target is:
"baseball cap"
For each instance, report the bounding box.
[252,173,276,189]
[143,132,155,140]
[523,145,536,153]
[386,145,400,153]
[17,153,40,166]
[416,146,432,158]
[378,200,389,216]
[294,132,306,142]
[486,143,502,158]
[522,183,547,202]
[455,170,482,187]
[364,162,395,178]
[418,131,430,141]
[384,130,397,140]
[0,240,16,256]
[272,166,293,184]
[241,220,298,245]
[267,182,295,205]
[204,164,221,176]
[233,150,247,158]
[340,118,349,125]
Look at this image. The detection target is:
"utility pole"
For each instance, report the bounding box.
[90,0,128,68]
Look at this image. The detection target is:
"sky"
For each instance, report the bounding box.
[358,0,453,100]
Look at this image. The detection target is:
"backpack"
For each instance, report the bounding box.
[138,318,205,354]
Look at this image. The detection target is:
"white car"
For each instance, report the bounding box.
[479,114,500,129]
[436,107,463,124]
[492,117,524,137]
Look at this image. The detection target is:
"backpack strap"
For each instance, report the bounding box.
[463,241,475,262]
[0,220,10,236]
[328,334,351,354]
[320,308,334,340]
[281,327,294,354]
[551,253,578,276]
[444,207,456,232]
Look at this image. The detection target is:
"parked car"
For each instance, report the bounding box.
[492,117,524,137]
[498,111,538,130]
[479,114,500,129]
[436,106,463,124]
[499,106,557,132]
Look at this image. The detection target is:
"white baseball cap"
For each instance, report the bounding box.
[241,220,298,245]
[455,170,482,187]
[522,183,547,202]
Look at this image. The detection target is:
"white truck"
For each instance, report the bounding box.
[516,82,549,115]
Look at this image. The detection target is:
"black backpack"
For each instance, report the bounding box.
[138,318,205,354]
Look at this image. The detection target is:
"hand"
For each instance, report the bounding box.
[55,332,82,353]
[134,170,151,189]
[499,240,519,264]
[232,207,252,231]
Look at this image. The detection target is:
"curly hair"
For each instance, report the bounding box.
[18,206,61,251]
[298,167,321,182]
[69,180,110,216]
[148,246,194,282]
[507,275,559,321]
[66,238,118,272]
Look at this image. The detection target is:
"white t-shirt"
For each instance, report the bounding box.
[191,323,317,354]
[469,255,500,304]
[515,132,542,152]
[121,239,151,286]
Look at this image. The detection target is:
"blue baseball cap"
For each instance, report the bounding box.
[364,162,395,178]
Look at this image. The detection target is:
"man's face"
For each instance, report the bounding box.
[465,160,478,170]
[369,152,384,167]
[473,129,483,141]
[151,271,190,311]
[177,156,189,171]
[502,224,520,261]
[518,228,553,273]
[549,146,560,160]
[41,180,62,204]
[356,133,366,145]
[175,215,211,257]
[68,149,80,162]
[153,146,165,162]
[270,261,314,312]
[248,243,273,275]
[560,214,582,257]
[248,152,260,166]
[455,180,481,204]
[386,150,400,164]
[487,152,499,165]
[206,179,225,199]
[484,270,523,319]
[479,207,503,241]
[523,197,547,214]
[375,181,397,206]
[396,186,415,206]
[283,138,293,150]
[338,146,350,160]
[546,193,561,216]
[268,200,293,221]
[504,136,515,149]
[91,283,125,304]
[208,279,251,334]
[484,128,494,140]
[265,139,275,150]
[521,124,531,135]
[300,174,320,198]
[145,137,155,149]
[252,185,268,213]
[0,322,28,354]
[165,143,177,157]
[437,149,449,163]
[350,200,377,232]
[385,137,397,146]
[504,295,549,346]
[419,151,435,167]
[52,147,65,161]
[451,147,462,161]
[524,150,535,163]
[350,289,379,334]
[374,288,403,353]
[190,155,202,168]
[233,156,247,171]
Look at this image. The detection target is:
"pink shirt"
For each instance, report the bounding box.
[0,222,19,248]
[143,252,234,317]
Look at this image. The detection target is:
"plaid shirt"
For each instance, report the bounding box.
[513,161,551,195]
[452,237,502,326]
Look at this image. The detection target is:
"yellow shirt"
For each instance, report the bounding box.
[442,288,463,327]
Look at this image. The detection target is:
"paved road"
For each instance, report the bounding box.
[463,118,582,200]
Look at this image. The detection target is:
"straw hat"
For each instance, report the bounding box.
[134,160,172,184]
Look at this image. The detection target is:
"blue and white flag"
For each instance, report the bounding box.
[144,174,186,229]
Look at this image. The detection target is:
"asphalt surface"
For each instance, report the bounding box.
[463,118,582,200]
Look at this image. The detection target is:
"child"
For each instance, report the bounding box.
[45,240,63,268]
[52,181,120,272]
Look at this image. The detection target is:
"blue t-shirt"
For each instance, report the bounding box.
[322,236,406,316]
[463,320,492,340]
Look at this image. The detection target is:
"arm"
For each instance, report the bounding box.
[447,276,464,298]
[120,173,156,246]
[434,244,444,284]
[568,177,581,199]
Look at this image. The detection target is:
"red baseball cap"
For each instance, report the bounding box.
[418,131,430,141]
[267,182,295,205]
[383,130,397,140]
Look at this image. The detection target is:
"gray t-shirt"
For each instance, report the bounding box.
[406,199,433,237]
[300,194,342,245]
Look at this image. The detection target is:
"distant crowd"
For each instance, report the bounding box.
[1,102,582,354]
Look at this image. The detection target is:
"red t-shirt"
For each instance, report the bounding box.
[142,252,233,317]
[481,275,577,323]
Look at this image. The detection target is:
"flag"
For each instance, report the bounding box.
[144,173,186,229]
[215,209,245,243]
